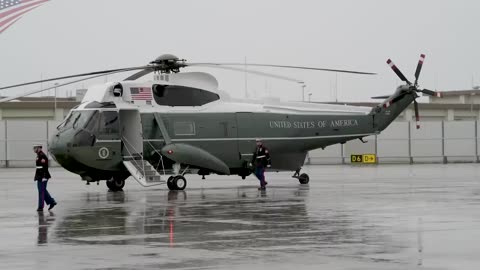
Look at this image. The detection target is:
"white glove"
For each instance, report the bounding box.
[42,178,48,182]
[267,164,271,168]
[249,163,253,167]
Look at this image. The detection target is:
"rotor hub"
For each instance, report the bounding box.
[150,54,187,74]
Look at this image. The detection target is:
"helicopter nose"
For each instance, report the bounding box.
[48,131,67,162]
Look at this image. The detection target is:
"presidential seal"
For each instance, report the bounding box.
[98,147,110,159]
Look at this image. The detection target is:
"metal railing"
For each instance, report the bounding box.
[146,140,166,176]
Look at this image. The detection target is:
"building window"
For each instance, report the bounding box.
[174,121,195,136]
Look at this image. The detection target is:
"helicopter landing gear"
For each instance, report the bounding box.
[167,176,174,190]
[167,175,187,191]
[298,173,310,184]
[106,175,126,192]
[292,170,310,185]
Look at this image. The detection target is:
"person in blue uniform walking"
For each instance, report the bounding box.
[33,144,57,211]
[250,139,271,190]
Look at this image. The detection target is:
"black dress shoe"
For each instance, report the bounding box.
[36,208,43,211]
[48,202,57,210]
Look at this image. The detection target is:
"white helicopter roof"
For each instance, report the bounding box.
[159,72,218,92]
[79,71,372,115]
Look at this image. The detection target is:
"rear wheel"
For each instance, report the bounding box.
[174,175,187,191]
[167,176,175,190]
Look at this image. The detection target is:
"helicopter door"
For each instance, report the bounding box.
[236,112,256,163]
[119,109,143,157]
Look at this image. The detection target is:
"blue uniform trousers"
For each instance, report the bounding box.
[37,180,55,209]
[254,165,266,187]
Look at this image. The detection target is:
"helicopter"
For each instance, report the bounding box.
[0,54,442,191]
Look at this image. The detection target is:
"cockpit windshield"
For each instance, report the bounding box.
[56,109,120,140]
[57,111,95,131]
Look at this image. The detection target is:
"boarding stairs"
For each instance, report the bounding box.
[123,155,164,187]
[122,137,165,187]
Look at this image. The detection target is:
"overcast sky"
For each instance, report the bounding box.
[1,0,479,102]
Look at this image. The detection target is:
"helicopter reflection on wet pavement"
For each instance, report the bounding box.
[1,165,480,269]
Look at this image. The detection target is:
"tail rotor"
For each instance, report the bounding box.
[383,54,443,129]
[414,54,426,87]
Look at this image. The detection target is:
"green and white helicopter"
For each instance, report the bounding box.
[0,54,441,191]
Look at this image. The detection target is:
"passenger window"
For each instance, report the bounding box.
[174,122,195,136]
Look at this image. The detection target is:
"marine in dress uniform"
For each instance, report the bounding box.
[250,139,272,190]
[33,144,56,211]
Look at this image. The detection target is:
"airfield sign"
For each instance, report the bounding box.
[351,154,377,164]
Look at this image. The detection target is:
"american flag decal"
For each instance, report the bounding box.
[0,0,50,34]
[130,87,152,101]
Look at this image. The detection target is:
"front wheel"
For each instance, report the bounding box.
[298,173,309,184]
[107,176,126,192]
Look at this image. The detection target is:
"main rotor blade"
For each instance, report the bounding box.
[387,59,411,84]
[0,66,150,91]
[0,71,120,103]
[414,54,425,86]
[124,67,155,81]
[189,63,376,75]
[191,64,304,83]
[414,99,420,129]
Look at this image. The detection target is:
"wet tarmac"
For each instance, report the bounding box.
[1,164,480,269]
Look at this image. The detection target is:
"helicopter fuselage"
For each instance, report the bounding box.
[48,72,415,183]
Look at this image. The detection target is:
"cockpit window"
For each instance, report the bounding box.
[58,111,95,131]
[72,111,94,130]
[58,111,76,130]
[85,101,117,108]
[84,111,100,132]
[99,111,119,134]
[152,84,219,106]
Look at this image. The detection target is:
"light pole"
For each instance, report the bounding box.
[471,93,475,119]
[308,93,312,102]
[299,82,306,102]
[54,83,59,120]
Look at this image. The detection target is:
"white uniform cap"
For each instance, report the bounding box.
[33,143,43,148]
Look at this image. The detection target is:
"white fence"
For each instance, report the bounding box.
[308,121,480,164]
[0,120,62,167]
[1,120,479,167]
